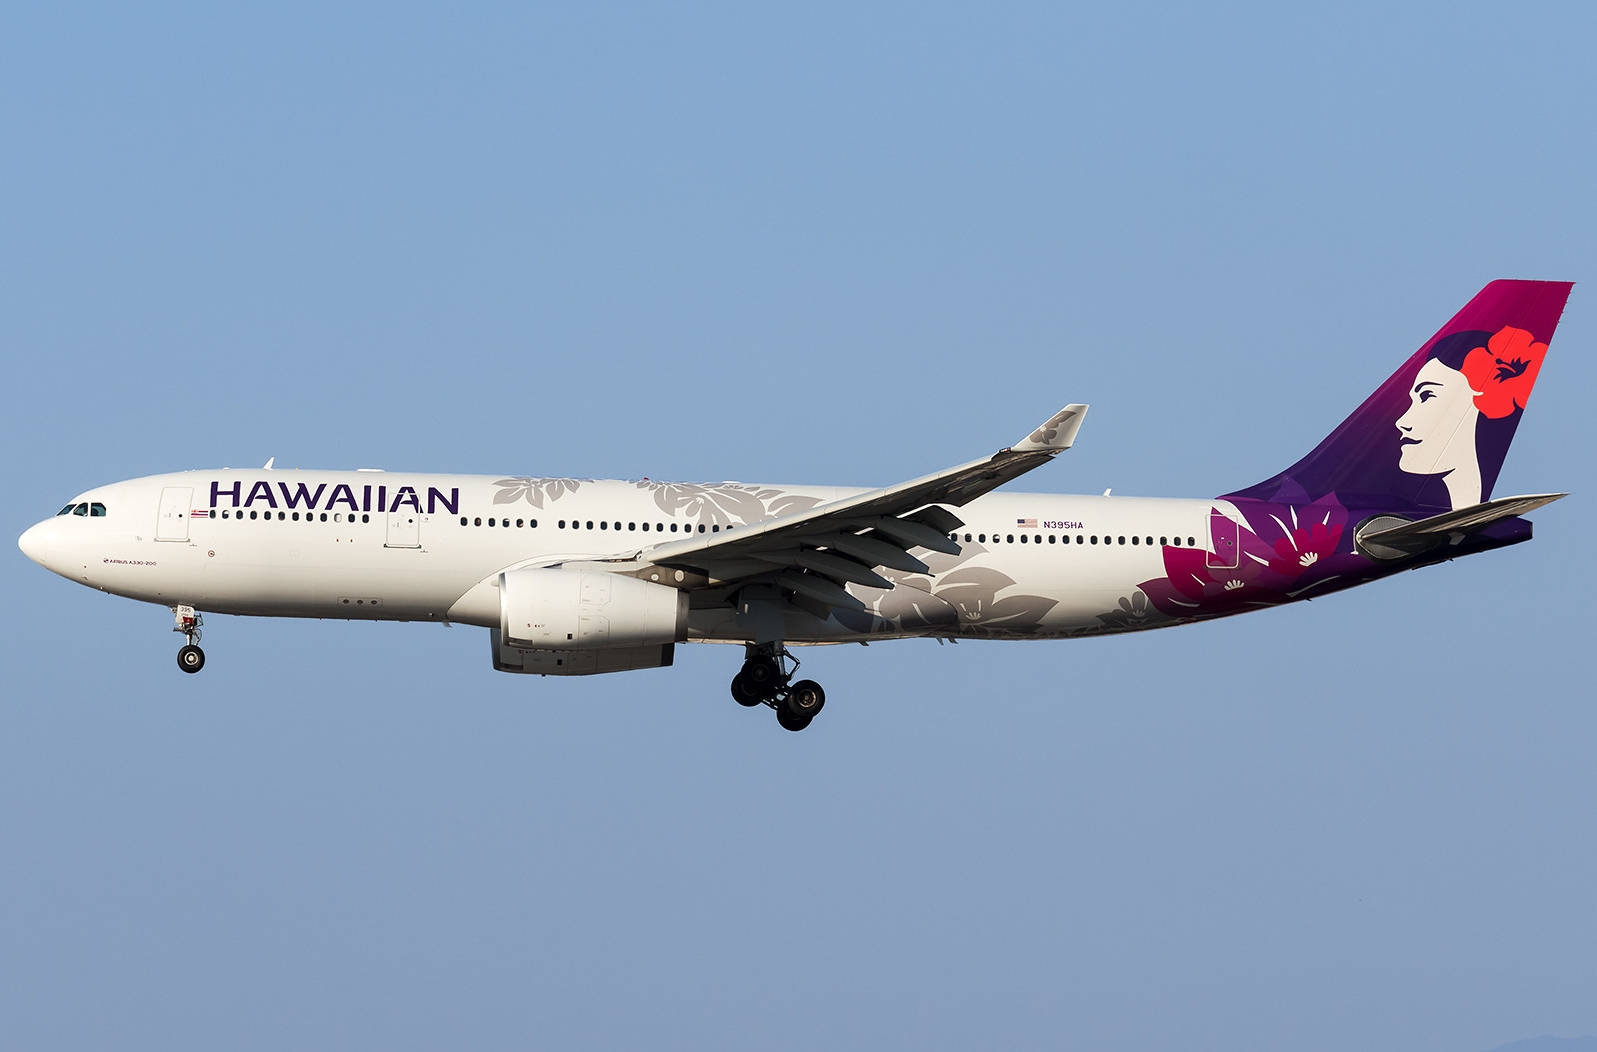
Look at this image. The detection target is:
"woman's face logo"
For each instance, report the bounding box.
[1396,358,1480,477]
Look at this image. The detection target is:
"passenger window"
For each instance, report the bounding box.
[1019,534,1027,543]
[474,517,483,526]
[1090,535,1098,544]
[1048,535,1055,544]
[978,533,986,543]
[91,503,108,517]
[1006,534,1014,543]
[1188,536,1196,546]
[712,524,720,533]
[1145,537,1153,546]
[516,519,524,528]
[1160,536,1168,545]
[1131,535,1139,545]
[250,510,259,520]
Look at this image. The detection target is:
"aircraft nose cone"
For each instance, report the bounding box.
[18,521,45,564]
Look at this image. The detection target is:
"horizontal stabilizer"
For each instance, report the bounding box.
[1355,492,1566,559]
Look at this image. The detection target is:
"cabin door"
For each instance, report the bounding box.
[156,487,193,542]
[1205,508,1239,570]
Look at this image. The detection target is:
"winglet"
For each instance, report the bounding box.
[1010,404,1088,454]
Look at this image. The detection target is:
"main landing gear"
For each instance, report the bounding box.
[173,605,205,674]
[730,644,826,732]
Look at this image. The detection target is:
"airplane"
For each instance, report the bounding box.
[18,280,1572,732]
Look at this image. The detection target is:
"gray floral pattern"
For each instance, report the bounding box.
[837,537,1062,640]
[492,477,589,508]
[632,481,823,527]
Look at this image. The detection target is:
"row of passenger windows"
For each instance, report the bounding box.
[959,532,1198,547]
[212,510,372,523]
[57,502,108,517]
[459,516,730,534]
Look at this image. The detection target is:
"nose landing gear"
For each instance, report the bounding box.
[173,605,205,674]
[730,644,827,732]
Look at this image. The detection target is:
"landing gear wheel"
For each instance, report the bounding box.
[776,706,812,732]
[739,655,782,693]
[177,644,206,674]
[730,673,764,707]
[785,679,826,718]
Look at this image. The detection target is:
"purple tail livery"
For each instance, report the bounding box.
[1227,280,1573,511]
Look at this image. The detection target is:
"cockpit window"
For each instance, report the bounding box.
[72,503,89,516]
[90,503,107,517]
[58,503,78,516]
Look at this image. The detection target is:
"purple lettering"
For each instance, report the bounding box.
[376,485,387,513]
[362,485,372,512]
[328,484,359,512]
[210,480,242,507]
[390,486,420,512]
[245,480,279,508]
[426,486,459,515]
[278,481,326,509]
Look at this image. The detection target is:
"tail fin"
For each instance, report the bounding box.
[1226,280,1573,511]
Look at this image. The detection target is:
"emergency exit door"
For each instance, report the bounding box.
[385,511,420,548]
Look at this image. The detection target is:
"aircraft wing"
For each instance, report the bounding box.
[631,404,1088,613]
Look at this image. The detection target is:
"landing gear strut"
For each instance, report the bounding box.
[173,605,205,674]
[729,644,827,732]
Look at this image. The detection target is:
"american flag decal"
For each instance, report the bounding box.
[190,509,210,518]
[1016,518,1037,528]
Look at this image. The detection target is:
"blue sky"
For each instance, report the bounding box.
[3,3,1594,1049]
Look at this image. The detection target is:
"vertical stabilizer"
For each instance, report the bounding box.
[1226,280,1572,511]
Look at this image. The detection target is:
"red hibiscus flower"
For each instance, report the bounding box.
[1460,326,1547,420]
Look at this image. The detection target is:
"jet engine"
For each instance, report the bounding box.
[498,567,688,651]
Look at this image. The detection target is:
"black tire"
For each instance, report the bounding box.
[776,706,812,732]
[730,673,764,707]
[740,655,781,691]
[785,679,826,718]
[177,644,205,674]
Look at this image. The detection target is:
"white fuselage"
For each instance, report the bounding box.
[20,469,1219,643]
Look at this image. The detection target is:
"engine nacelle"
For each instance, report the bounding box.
[490,630,675,676]
[499,568,688,651]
